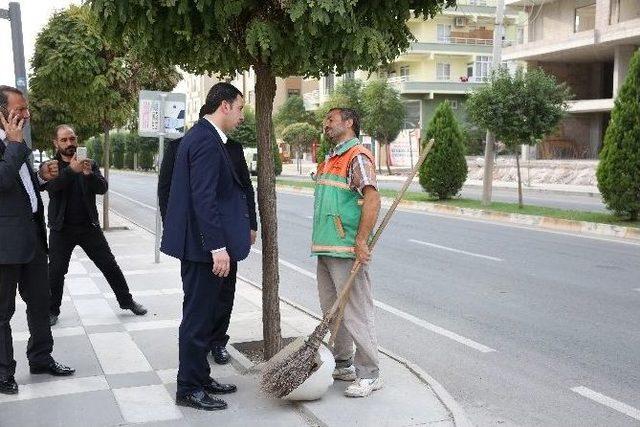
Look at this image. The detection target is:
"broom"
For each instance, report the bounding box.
[260,139,435,398]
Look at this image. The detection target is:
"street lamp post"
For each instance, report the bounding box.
[1,2,32,149]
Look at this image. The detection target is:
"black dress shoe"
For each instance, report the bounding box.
[176,390,227,411]
[121,301,147,316]
[30,361,75,376]
[211,346,231,365]
[0,376,18,395]
[49,314,58,326]
[203,378,237,395]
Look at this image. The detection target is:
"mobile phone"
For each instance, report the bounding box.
[76,146,87,161]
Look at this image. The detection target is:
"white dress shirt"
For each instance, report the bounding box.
[203,116,227,254]
[0,128,38,213]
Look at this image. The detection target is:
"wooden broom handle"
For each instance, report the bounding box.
[327,139,435,343]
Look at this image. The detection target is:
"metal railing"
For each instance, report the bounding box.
[437,36,494,45]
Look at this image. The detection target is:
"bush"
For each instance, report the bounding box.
[86,136,103,167]
[125,133,141,169]
[461,125,485,156]
[315,134,331,163]
[229,107,257,147]
[138,137,159,170]
[419,101,468,199]
[110,133,127,169]
[597,50,640,220]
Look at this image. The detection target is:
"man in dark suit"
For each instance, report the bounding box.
[45,125,147,326]
[0,86,75,395]
[161,83,251,411]
[158,105,257,366]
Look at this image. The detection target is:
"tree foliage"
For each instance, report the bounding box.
[30,4,179,227]
[90,0,453,357]
[419,101,467,199]
[467,67,571,207]
[274,95,316,135]
[317,78,364,121]
[360,79,405,174]
[596,51,640,220]
[229,107,257,147]
[281,122,318,173]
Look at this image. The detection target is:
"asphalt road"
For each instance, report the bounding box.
[106,170,639,426]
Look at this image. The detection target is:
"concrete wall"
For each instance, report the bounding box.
[528,0,579,43]
[537,62,611,99]
[618,0,640,22]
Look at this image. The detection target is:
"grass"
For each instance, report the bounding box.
[275,178,640,228]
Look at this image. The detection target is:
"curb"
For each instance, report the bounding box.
[275,184,639,243]
[236,274,471,427]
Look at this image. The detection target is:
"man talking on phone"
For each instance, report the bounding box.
[1,86,75,395]
[43,124,147,326]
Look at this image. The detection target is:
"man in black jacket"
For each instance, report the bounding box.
[158,105,257,365]
[0,86,75,395]
[45,124,147,326]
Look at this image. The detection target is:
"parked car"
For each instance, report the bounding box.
[243,147,258,176]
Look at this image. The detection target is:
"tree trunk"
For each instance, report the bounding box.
[102,125,111,230]
[481,130,495,206]
[255,64,282,360]
[515,148,523,209]
[376,140,382,174]
[385,141,392,175]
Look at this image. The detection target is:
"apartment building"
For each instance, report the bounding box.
[503,0,640,159]
[305,0,520,132]
[182,70,319,126]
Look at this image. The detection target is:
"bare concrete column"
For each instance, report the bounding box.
[589,113,603,158]
[595,0,612,31]
[613,45,636,97]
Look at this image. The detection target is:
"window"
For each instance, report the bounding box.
[474,55,492,81]
[436,63,451,80]
[344,71,355,80]
[287,89,300,97]
[575,3,596,32]
[449,100,459,110]
[437,24,452,43]
[400,66,410,80]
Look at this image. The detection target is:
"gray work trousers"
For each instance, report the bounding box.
[316,255,379,379]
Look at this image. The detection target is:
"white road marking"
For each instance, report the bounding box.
[110,190,156,210]
[374,300,496,353]
[124,319,180,331]
[571,386,640,421]
[259,253,496,353]
[409,239,503,262]
[251,248,316,279]
[276,189,640,247]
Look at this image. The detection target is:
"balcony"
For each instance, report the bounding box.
[388,76,485,95]
[503,30,596,61]
[566,99,614,113]
[405,39,496,57]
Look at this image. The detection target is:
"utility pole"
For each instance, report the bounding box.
[1,2,32,148]
[481,0,505,206]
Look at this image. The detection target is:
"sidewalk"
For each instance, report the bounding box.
[1,212,467,426]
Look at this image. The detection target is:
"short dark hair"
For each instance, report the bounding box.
[329,107,360,137]
[54,124,75,140]
[0,85,24,111]
[205,83,242,113]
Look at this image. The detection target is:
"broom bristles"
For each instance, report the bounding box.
[260,322,330,398]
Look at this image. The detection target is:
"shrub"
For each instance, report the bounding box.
[597,50,640,220]
[419,101,467,199]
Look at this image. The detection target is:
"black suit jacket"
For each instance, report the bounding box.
[0,140,48,264]
[43,153,108,231]
[158,136,257,231]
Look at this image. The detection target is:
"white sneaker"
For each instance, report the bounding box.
[332,365,357,381]
[344,377,383,397]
